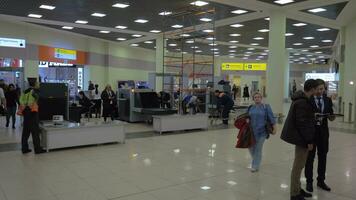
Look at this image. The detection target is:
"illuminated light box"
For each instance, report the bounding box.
[0,37,26,48]
[305,73,336,82]
[222,63,267,71]
[54,48,77,60]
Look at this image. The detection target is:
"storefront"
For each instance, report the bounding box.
[0,57,24,89]
[38,45,87,99]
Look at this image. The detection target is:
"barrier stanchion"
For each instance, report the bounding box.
[348,102,353,123]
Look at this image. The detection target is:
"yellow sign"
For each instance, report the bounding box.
[243,63,267,71]
[221,63,244,71]
[54,48,77,60]
[221,63,267,71]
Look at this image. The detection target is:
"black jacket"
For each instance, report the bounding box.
[281,91,316,147]
[5,90,19,107]
[310,94,333,130]
[217,94,234,109]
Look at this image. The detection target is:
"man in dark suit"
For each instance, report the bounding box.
[305,79,335,192]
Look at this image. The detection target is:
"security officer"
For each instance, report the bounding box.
[305,79,335,192]
[215,90,234,125]
[18,78,46,154]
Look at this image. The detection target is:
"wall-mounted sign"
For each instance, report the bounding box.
[77,68,83,90]
[54,48,77,60]
[0,37,26,48]
[39,61,76,68]
[222,63,267,71]
[305,73,336,82]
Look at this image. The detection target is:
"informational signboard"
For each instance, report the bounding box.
[305,73,336,82]
[54,48,77,60]
[0,37,26,48]
[222,63,267,71]
[39,61,75,68]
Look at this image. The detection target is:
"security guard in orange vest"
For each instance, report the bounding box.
[18,78,46,154]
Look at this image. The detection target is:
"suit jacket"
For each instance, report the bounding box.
[310,94,333,137]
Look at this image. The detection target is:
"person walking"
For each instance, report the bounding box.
[247,92,276,172]
[215,90,234,125]
[5,84,19,129]
[18,78,46,154]
[281,79,318,200]
[101,85,116,122]
[305,79,335,192]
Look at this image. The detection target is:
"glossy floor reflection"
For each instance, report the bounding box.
[0,121,355,200]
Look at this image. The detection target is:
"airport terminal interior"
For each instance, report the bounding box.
[1,0,356,200]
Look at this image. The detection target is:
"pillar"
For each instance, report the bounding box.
[155,34,164,92]
[342,21,356,122]
[24,60,39,80]
[338,27,346,99]
[266,12,288,114]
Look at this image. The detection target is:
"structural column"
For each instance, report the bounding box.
[155,34,164,92]
[266,12,288,114]
[338,27,346,99]
[342,21,356,122]
[24,60,39,80]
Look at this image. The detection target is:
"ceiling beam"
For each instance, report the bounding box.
[286,11,341,29]
[336,0,356,26]
[206,0,280,11]
[285,0,350,10]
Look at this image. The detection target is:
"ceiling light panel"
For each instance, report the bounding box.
[274,0,294,5]
[293,23,307,27]
[91,13,106,17]
[231,9,248,14]
[317,28,330,32]
[39,5,55,10]
[172,24,183,28]
[303,37,314,40]
[117,38,127,41]
[135,19,148,23]
[190,1,209,6]
[253,37,264,40]
[62,26,73,30]
[28,14,42,18]
[308,8,327,13]
[150,30,161,33]
[285,33,294,36]
[258,29,269,32]
[75,20,88,24]
[112,3,130,8]
[99,30,110,33]
[115,25,127,29]
[200,18,212,22]
[159,11,172,16]
[230,24,244,28]
[230,34,241,37]
[132,34,143,37]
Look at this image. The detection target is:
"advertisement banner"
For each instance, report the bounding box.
[54,48,77,60]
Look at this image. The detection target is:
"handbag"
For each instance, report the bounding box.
[264,104,274,139]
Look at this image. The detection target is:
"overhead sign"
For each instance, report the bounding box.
[39,61,75,68]
[54,48,77,60]
[305,73,336,82]
[0,37,26,48]
[222,63,267,71]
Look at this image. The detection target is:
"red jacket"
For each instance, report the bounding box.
[234,114,255,148]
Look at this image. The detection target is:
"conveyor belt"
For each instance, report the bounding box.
[140,108,177,115]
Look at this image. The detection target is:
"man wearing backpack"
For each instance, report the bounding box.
[281,79,318,200]
[19,78,46,154]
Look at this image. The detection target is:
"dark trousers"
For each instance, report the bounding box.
[305,128,329,184]
[6,106,16,127]
[222,106,232,124]
[22,112,42,152]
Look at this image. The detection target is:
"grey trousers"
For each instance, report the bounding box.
[291,145,309,196]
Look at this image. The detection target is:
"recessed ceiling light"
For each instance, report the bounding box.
[253,37,264,40]
[91,13,106,17]
[135,19,148,23]
[293,23,307,27]
[243,57,249,60]
[159,11,172,16]
[130,44,139,47]
[229,33,241,37]
[172,24,183,29]
[209,43,218,46]
[264,49,269,52]
[285,33,294,36]
[62,26,74,30]
[203,29,214,33]
[301,49,309,52]
[195,50,203,53]
[231,9,248,14]
[229,55,235,58]
[28,14,42,18]
[322,40,333,43]
[181,34,191,37]
[274,0,294,5]
[248,48,255,50]
[190,1,209,7]
[132,34,143,37]
[150,30,161,33]
[250,43,259,46]
[293,43,303,46]
[293,53,301,55]
[265,17,270,21]
[144,41,154,44]
[229,46,237,49]
[230,53,236,56]
[256,58,261,61]
[115,25,127,29]
[206,37,215,40]
[308,8,327,13]
[318,55,325,58]
[287,48,294,50]
[317,28,330,32]
[307,54,313,57]
[75,20,88,24]
[230,24,244,28]
[117,38,127,41]
[310,45,319,48]
[200,18,212,22]
[315,51,323,54]
[112,3,130,8]
[230,40,239,43]
[99,30,110,34]
[229,50,236,52]
[246,51,253,54]
[186,40,194,44]
[303,37,314,40]
[169,43,177,47]
[258,29,269,32]
[211,48,219,51]
[39,5,56,10]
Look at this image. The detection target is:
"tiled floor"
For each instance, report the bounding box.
[0,115,356,200]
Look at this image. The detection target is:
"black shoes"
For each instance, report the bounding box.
[35,149,47,154]
[317,182,331,191]
[22,149,32,154]
[300,189,312,198]
[306,182,313,192]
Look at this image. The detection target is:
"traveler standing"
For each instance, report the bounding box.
[281,79,318,200]
[5,84,19,129]
[243,84,250,101]
[305,79,334,192]
[232,84,238,101]
[247,92,276,172]
[215,90,234,125]
[18,78,46,154]
[92,84,102,118]
[101,85,116,122]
